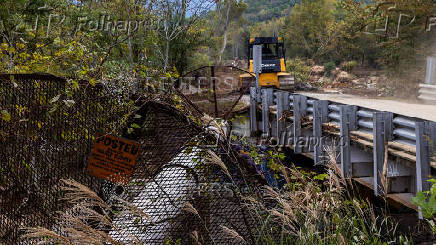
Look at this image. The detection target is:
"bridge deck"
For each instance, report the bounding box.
[299,92,436,121]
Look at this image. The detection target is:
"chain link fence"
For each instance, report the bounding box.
[0,73,264,244]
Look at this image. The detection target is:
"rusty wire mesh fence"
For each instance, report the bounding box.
[0,73,264,244]
[178,66,254,118]
[0,74,131,243]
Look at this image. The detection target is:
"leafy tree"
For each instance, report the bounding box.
[211,0,247,64]
[281,0,336,63]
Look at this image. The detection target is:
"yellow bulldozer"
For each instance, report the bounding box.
[239,37,294,90]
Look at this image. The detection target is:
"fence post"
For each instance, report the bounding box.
[425,56,436,85]
[211,66,218,118]
[250,87,257,134]
[373,112,393,196]
[313,100,328,165]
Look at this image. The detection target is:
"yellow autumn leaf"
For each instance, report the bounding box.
[1,110,11,122]
[89,78,97,86]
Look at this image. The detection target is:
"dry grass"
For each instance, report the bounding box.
[182,201,200,217]
[60,179,109,211]
[205,149,232,179]
[242,145,403,244]
[220,225,247,244]
[22,179,143,245]
[22,180,215,245]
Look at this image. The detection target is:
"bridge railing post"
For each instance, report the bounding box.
[280,92,290,146]
[292,95,301,153]
[250,86,258,134]
[415,121,436,219]
[373,111,393,196]
[313,100,328,165]
[292,95,307,153]
[276,91,284,143]
[262,88,274,137]
[339,105,357,177]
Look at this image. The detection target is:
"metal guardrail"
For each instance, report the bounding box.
[251,87,434,153]
[418,83,436,103]
[357,109,374,134]
[392,116,418,146]
[306,99,315,117]
[250,87,436,218]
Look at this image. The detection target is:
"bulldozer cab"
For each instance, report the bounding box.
[248,37,286,74]
[240,37,294,90]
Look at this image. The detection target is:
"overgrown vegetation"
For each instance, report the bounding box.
[323,61,336,77]
[235,139,416,244]
[2,0,435,77]
[286,58,310,82]
[413,179,436,233]
[0,0,213,78]
[22,135,424,244]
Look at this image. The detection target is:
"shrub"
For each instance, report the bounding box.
[286,58,310,82]
[412,179,436,234]
[343,60,358,73]
[323,61,336,76]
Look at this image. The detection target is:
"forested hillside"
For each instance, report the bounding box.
[1,0,435,90]
[243,0,296,23]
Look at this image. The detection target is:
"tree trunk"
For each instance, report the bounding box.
[217,2,231,65]
[164,38,170,70]
[128,16,133,65]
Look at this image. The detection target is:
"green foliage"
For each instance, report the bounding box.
[276,0,436,73]
[1,109,11,122]
[286,58,310,82]
[342,60,357,73]
[412,179,436,233]
[243,0,297,23]
[313,173,328,181]
[248,17,285,38]
[208,0,247,63]
[323,61,336,76]
[281,0,335,63]
[0,0,212,78]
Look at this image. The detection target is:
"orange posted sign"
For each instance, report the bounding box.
[87,134,140,185]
